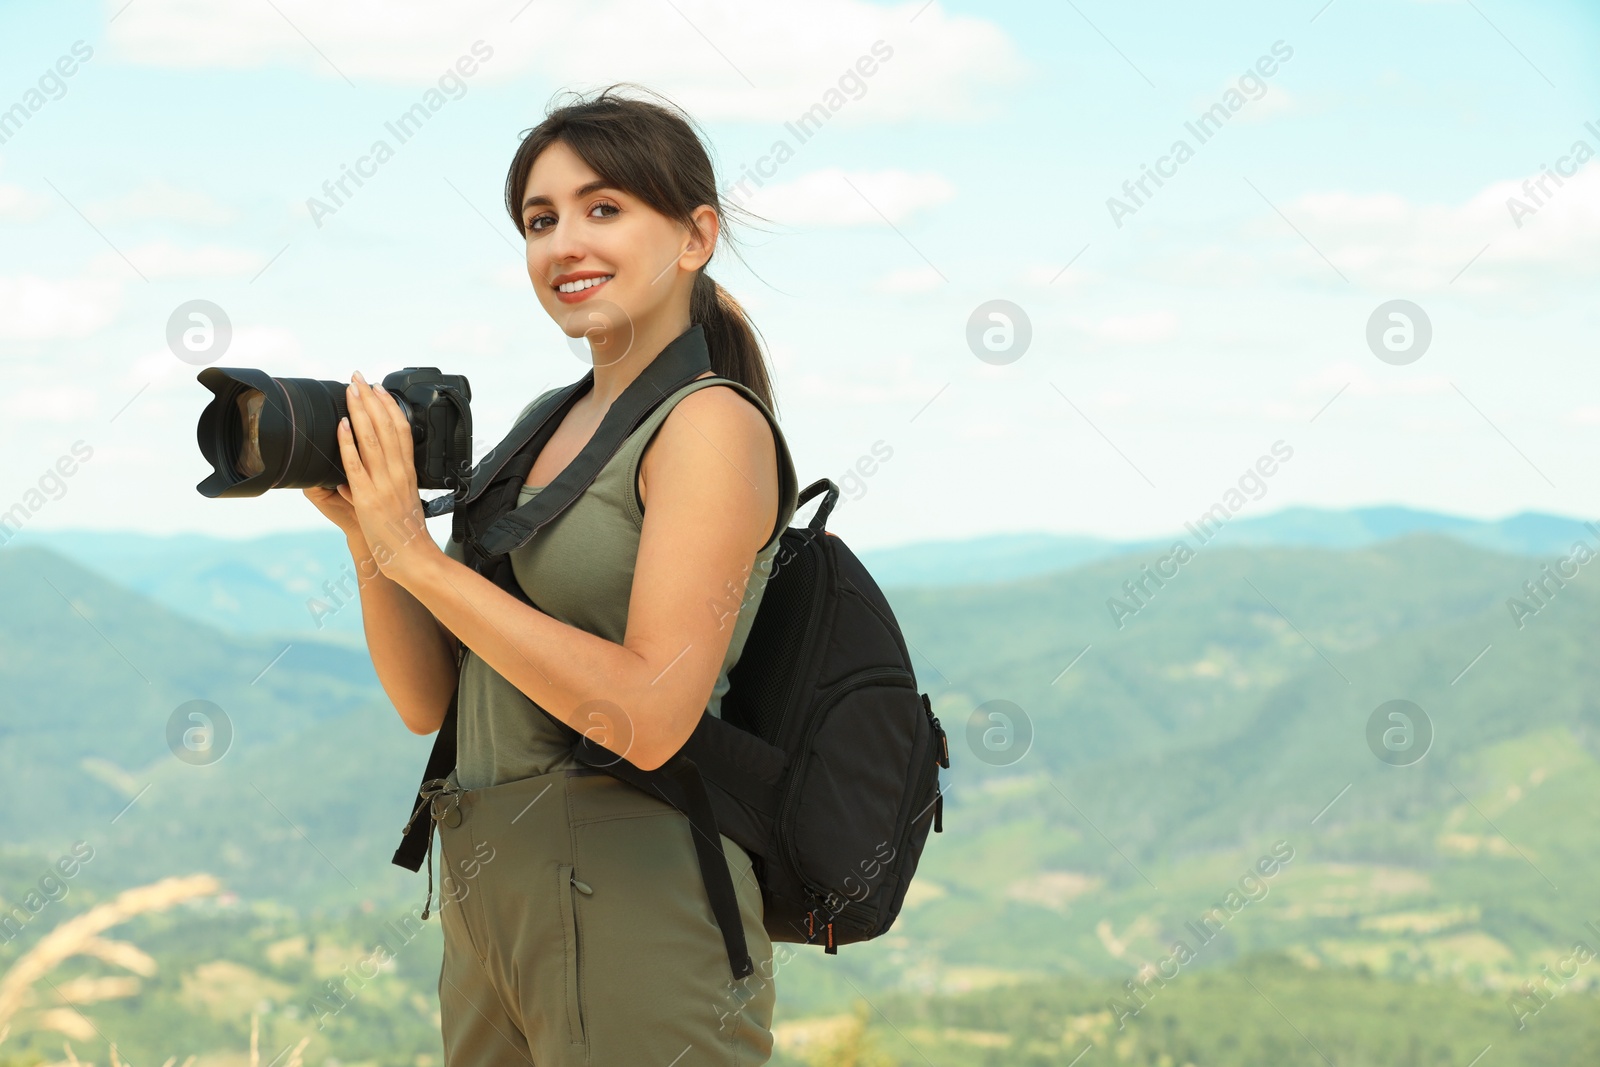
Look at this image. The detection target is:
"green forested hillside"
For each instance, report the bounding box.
[2,529,1596,1063]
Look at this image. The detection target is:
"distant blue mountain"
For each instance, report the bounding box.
[3,526,364,642]
[7,504,1595,635]
[853,505,1600,589]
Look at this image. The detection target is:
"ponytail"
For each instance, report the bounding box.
[692,271,777,417]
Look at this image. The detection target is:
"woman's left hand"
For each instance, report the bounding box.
[337,371,440,589]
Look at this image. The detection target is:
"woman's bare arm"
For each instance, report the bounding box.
[392,385,777,769]
[347,532,459,735]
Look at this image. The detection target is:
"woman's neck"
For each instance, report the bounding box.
[583,314,694,409]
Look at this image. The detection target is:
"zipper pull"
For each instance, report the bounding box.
[922,694,950,769]
[571,873,594,895]
[934,789,944,833]
[825,921,837,954]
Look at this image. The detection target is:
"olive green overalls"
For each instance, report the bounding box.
[429,370,800,1065]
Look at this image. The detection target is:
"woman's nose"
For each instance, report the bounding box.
[541,218,587,267]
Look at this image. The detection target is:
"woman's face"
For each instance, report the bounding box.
[520,139,714,350]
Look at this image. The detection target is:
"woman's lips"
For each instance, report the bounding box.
[555,276,611,304]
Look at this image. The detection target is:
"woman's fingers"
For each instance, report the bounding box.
[360,379,406,476]
[347,375,417,492]
[336,407,374,497]
[343,375,387,474]
[372,385,419,490]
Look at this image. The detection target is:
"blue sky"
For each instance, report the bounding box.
[1,0,1597,548]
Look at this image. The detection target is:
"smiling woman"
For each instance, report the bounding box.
[309,83,798,1066]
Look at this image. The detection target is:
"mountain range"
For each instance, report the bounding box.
[2,507,1597,1061]
[4,503,1595,640]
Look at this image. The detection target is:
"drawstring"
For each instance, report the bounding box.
[403,777,463,919]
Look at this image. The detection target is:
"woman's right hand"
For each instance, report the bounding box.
[303,484,367,546]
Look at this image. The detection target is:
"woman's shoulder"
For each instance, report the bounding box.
[634,376,783,463]
[632,375,797,545]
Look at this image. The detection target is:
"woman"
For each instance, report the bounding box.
[303,84,799,1065]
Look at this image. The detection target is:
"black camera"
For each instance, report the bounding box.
[195,367,472,498]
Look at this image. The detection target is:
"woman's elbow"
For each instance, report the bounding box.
[624,708,699,772]
[399,693,451,736]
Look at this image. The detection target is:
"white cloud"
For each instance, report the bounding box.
[1189,81,1293,126]
[1236,85,1293,123]
[85,179,236,225]
[1076,310,1179,344]
[489,262,529,290]
[430,320,506,357]
[1294,360,1452,398]
[0,183,52,221]
[873,265,945,293]
[0,384,101,422]
[219,324,309,369]
[1260,164,1600,292]
[87,240,266,280]
[1095,389,1134,409]
[104,0,1025,122]
[1144,160,1600,295]
[1023,261,1100,288]
[740,168,957,228]
[0,275,124,339]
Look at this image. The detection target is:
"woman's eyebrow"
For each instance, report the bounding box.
[523,179,615,211]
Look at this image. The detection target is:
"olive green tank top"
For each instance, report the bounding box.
[443,376,799,790]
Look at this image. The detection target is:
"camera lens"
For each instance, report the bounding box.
[196,366,472,498]
[196,369,349,497]
[234,388,266,478]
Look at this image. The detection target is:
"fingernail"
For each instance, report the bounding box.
[354,371,367,385]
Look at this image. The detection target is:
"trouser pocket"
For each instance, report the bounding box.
[557,861,587,1047]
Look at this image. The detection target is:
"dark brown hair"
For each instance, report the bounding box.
[504,83,780,416]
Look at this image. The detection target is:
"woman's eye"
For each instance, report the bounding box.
[527,203,616,233]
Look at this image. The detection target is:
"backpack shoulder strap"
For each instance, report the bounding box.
[615,375,800,550]
[471,326,715,558]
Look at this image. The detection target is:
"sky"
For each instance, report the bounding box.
[1,0,1597,550]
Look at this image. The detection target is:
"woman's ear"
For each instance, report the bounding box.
[683,204,720,271]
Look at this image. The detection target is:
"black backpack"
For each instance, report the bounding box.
[391,325,949,980]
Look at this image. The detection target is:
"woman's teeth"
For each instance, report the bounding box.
[557,275,613,293]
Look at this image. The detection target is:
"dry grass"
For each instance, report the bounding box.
[0,871,320,1065]
[0,873,296,1066]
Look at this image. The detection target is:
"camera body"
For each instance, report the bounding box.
[195,366,473,498]
[383,367,473,489]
